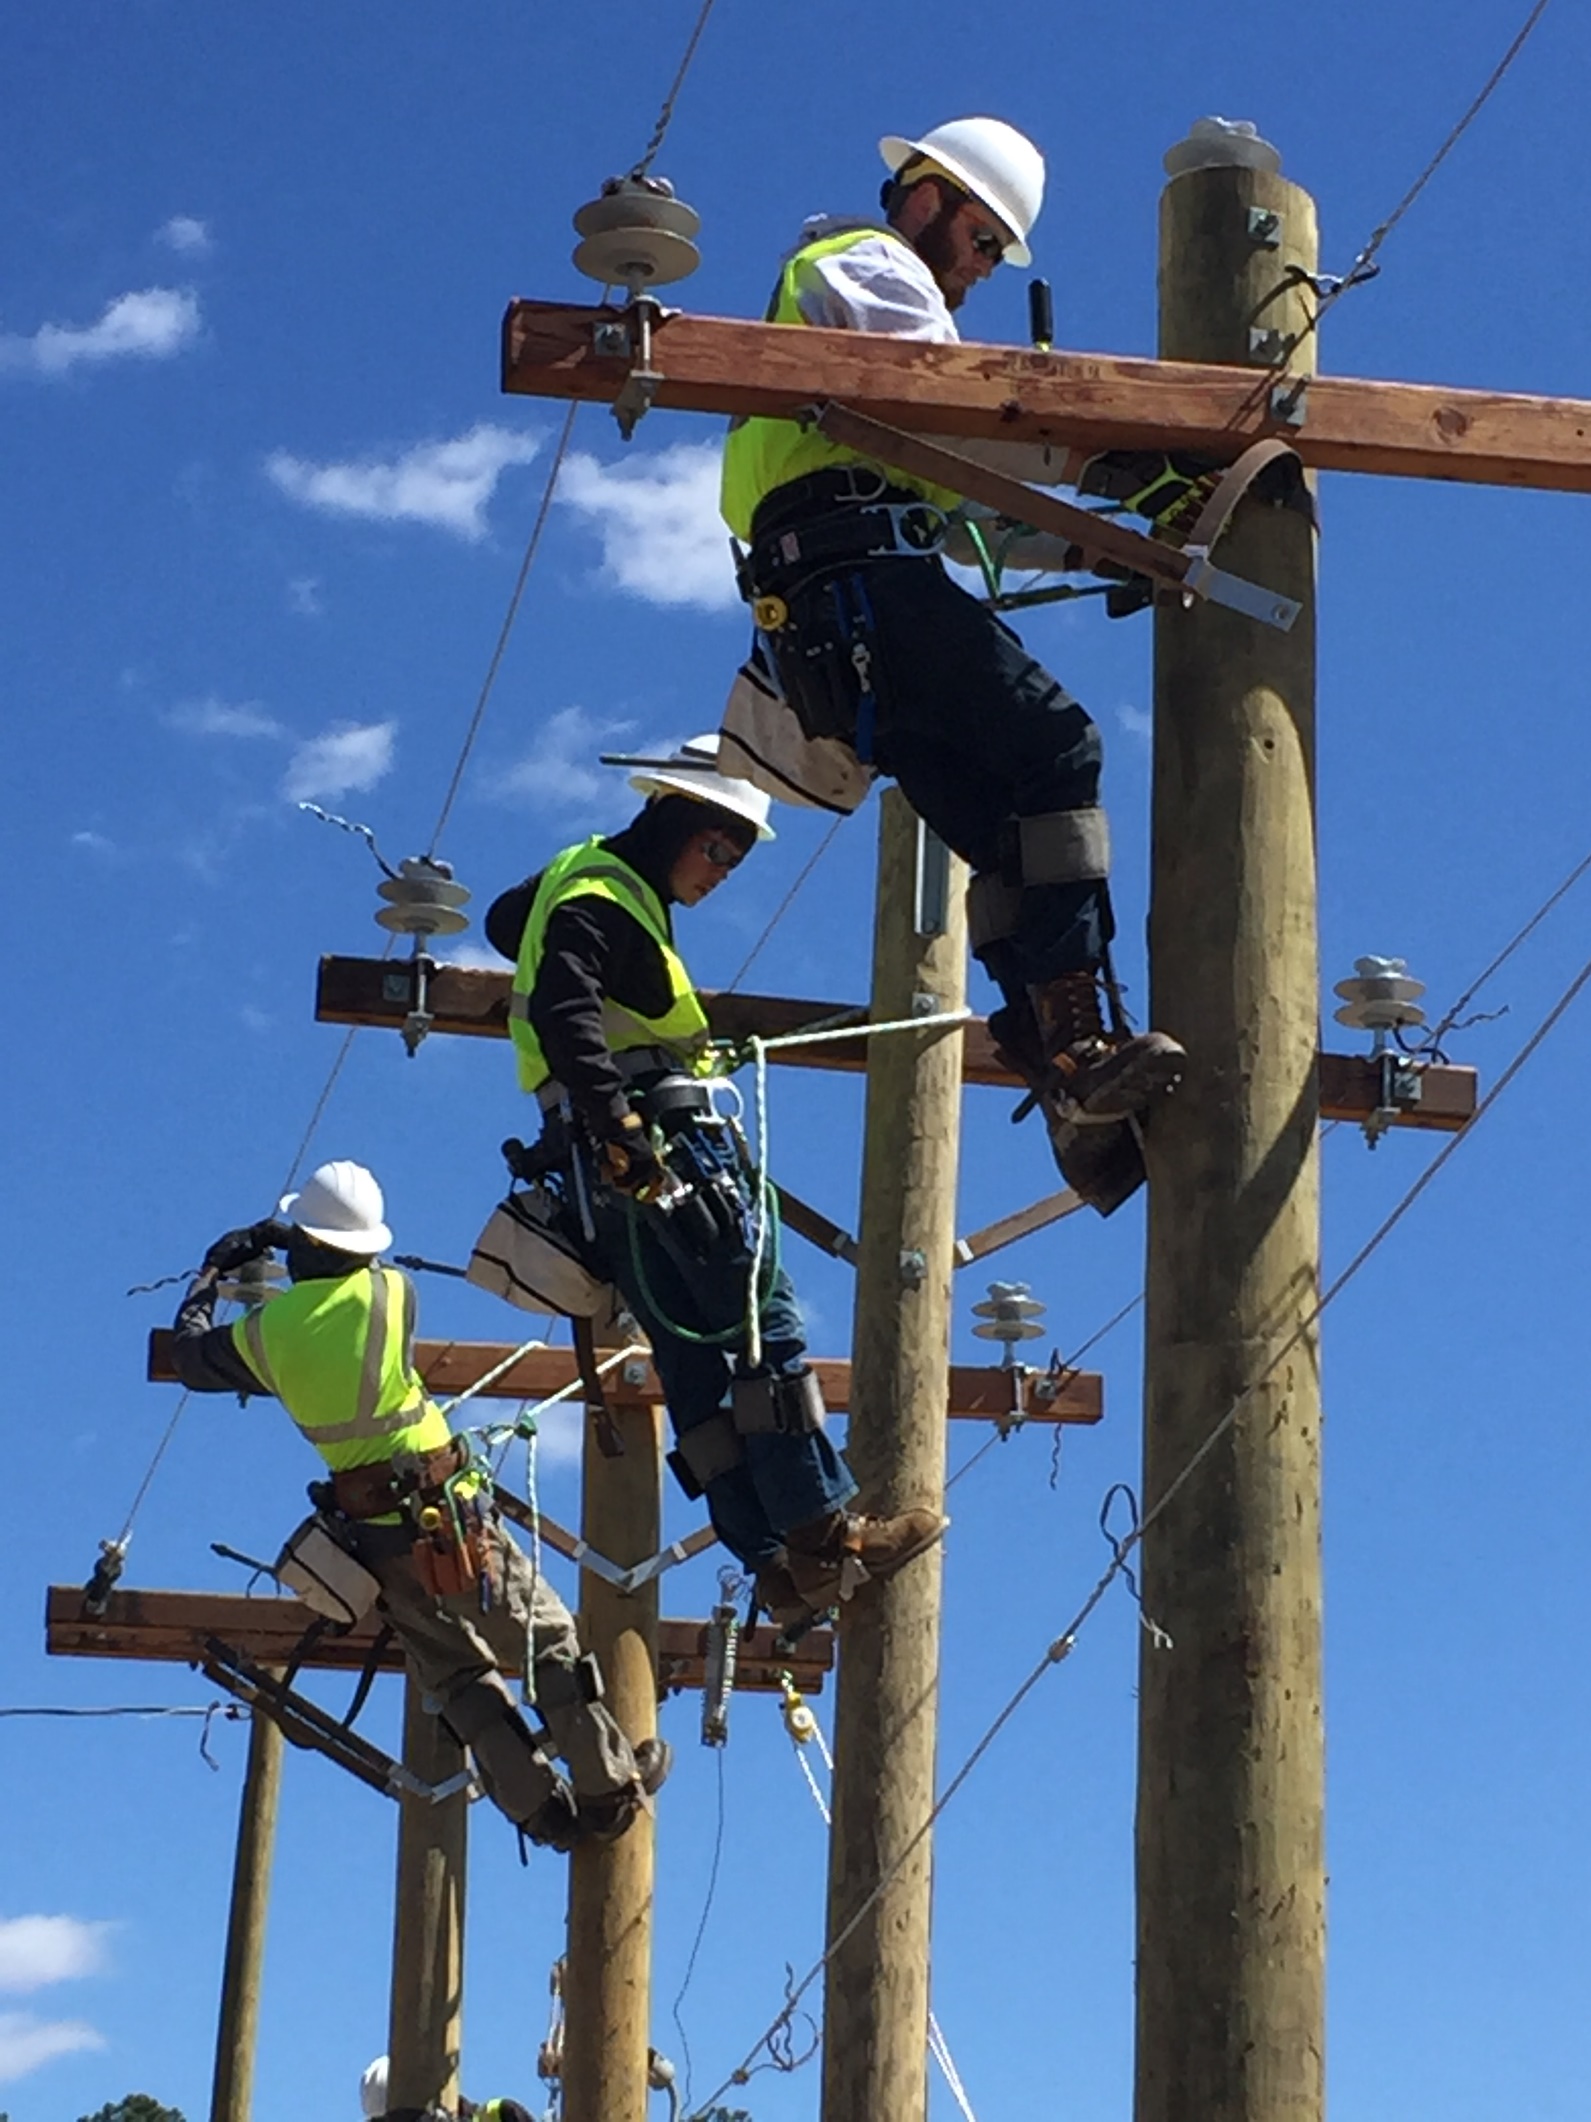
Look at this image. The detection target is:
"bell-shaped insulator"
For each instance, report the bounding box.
[375,856,471,942]
[572,173,702,293]
[1332,954,1427,1035]
[972,1280,1048,1348]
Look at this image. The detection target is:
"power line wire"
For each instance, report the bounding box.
[631,0,722,178]
[724,816,845,995]
[684,935,1591,2120]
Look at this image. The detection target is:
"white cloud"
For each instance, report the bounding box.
[435,941,513,971]
[1116,702,1153,743]
[283,720,396,802]
[287,576,323,616]
[0,2010,104,2083]
[70,829,116,856]
[265,424,540,541]
[558,442,738,611]
[166,696,286,741]
[533,1402,584,1469]
[0,1915,110,1994]
[156,214,212,256]
[497,705,641,822]
[0,288,201,377]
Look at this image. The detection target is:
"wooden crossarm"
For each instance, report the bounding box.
[314,956,1477,1132]
[44,1585,833,1696]
[145,1331,1106,1426]
[501,299,1591,495]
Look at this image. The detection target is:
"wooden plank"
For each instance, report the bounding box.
[146,1330,1106,1425]
[43,1586,831,1695]
[314,955,1477,1131]
[501,300,1591,496]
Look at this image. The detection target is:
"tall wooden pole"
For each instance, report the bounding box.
[821,791,966,2122]
[388,1677,468,2115]
[561,1402,661,2122]
[1136,134,1325,2122]
[209,1695,284,2122]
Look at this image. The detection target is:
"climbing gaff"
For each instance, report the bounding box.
[373,856,472,1057]
[571,172,702,440]
[1332,954,1429,1147]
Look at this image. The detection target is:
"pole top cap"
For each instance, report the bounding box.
[1164,117,1282,178]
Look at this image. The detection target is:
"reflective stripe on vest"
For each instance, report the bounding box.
[720,225,963,541]
[231,1266,452,1471]
[508,840,711,1096]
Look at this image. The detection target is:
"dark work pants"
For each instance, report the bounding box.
[781,556,1113,1006]
[588,1129,855,1569]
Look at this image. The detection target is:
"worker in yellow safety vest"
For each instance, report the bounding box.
[172,1159,668,1849]
[484,736,945,1634]
[718,114,1249,1214]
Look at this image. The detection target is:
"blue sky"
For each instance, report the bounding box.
[4,3,1590,2117]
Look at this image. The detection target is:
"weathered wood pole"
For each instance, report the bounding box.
[388,1676,468,2114]
[561,1398,662,2122]
[208,1694,284,2122]
[1136,128,1325,2122]
[822,790,967,2122]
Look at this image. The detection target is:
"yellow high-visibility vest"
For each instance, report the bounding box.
[230,1266,453,1487]
[508,838,710,1097]
[720,224,961,541]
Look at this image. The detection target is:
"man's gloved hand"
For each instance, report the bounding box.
[202,1220,288,1275]
[597,1114,667,1202]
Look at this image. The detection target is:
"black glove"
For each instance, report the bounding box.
[598,1116,667,1202]
[202,1221,287,1275]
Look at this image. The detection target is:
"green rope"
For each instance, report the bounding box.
[622,1186,783,1350]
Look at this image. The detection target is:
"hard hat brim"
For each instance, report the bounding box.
[628,769,776,840]
[277,1191,392,1256]
[878,133,1032,267]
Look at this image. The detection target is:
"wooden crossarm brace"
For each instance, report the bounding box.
[313,957,1478,1132]
[500,299,1591,495]
[45,1585,834,1697]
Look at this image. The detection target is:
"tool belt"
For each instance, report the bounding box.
[328,1438,472,1522]
[529,1043,699,1115]
[741,474,948,608]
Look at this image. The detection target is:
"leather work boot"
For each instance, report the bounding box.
[990,994,1153,1215]
[758,1507,949,1633]
[1029,971,1184,1124]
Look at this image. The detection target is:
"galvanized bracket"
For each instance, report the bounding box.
[1247,205,1283,250]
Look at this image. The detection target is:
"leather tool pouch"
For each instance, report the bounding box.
[408,1476,494,1603]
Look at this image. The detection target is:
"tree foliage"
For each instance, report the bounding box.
[75,2097,187,2122]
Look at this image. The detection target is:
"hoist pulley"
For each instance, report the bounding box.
[373,855,472,1059]
[572,171,702,440]
[1332,954,1428,1147]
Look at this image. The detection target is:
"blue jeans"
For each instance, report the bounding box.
[589,1126,855,1568]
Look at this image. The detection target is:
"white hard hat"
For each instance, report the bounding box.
[279,1160,392,1257]
[359,2055,389,2118]
[608,733,775,842]
[879,117,1045,268]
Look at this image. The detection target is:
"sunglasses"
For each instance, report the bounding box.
[967,224,1006,262]
[698,835,748,872]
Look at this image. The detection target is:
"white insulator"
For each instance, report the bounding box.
[218,1256,287,1308]
[1332,954,1427,1033]
[375,856,471,941]
[572,173,702,292]
[972,1279,1047,1345]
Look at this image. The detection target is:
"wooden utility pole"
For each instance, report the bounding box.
[562,1398,662,2122]
[208,1693,283,2122]
[822,791,967,2122]
[1136,134,1325,2122]
[388,1676,468,2115]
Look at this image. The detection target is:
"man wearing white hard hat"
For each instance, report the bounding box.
[484,737,944,1633]
[721,117,1199,1215]
[171,1160,668,1848]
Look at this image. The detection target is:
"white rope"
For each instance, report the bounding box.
[757,1007,972,1054]
[745,1036,773,1368]
[455,1338,648,1434]
[779,1693,981,2122]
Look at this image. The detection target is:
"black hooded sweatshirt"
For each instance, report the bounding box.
[485,796,750,1139]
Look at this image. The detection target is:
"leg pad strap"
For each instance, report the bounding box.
[667,1412,745,1500]
[537,1651,604,1709]
[969,810,1112,951]
[731,1367,827,1436]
